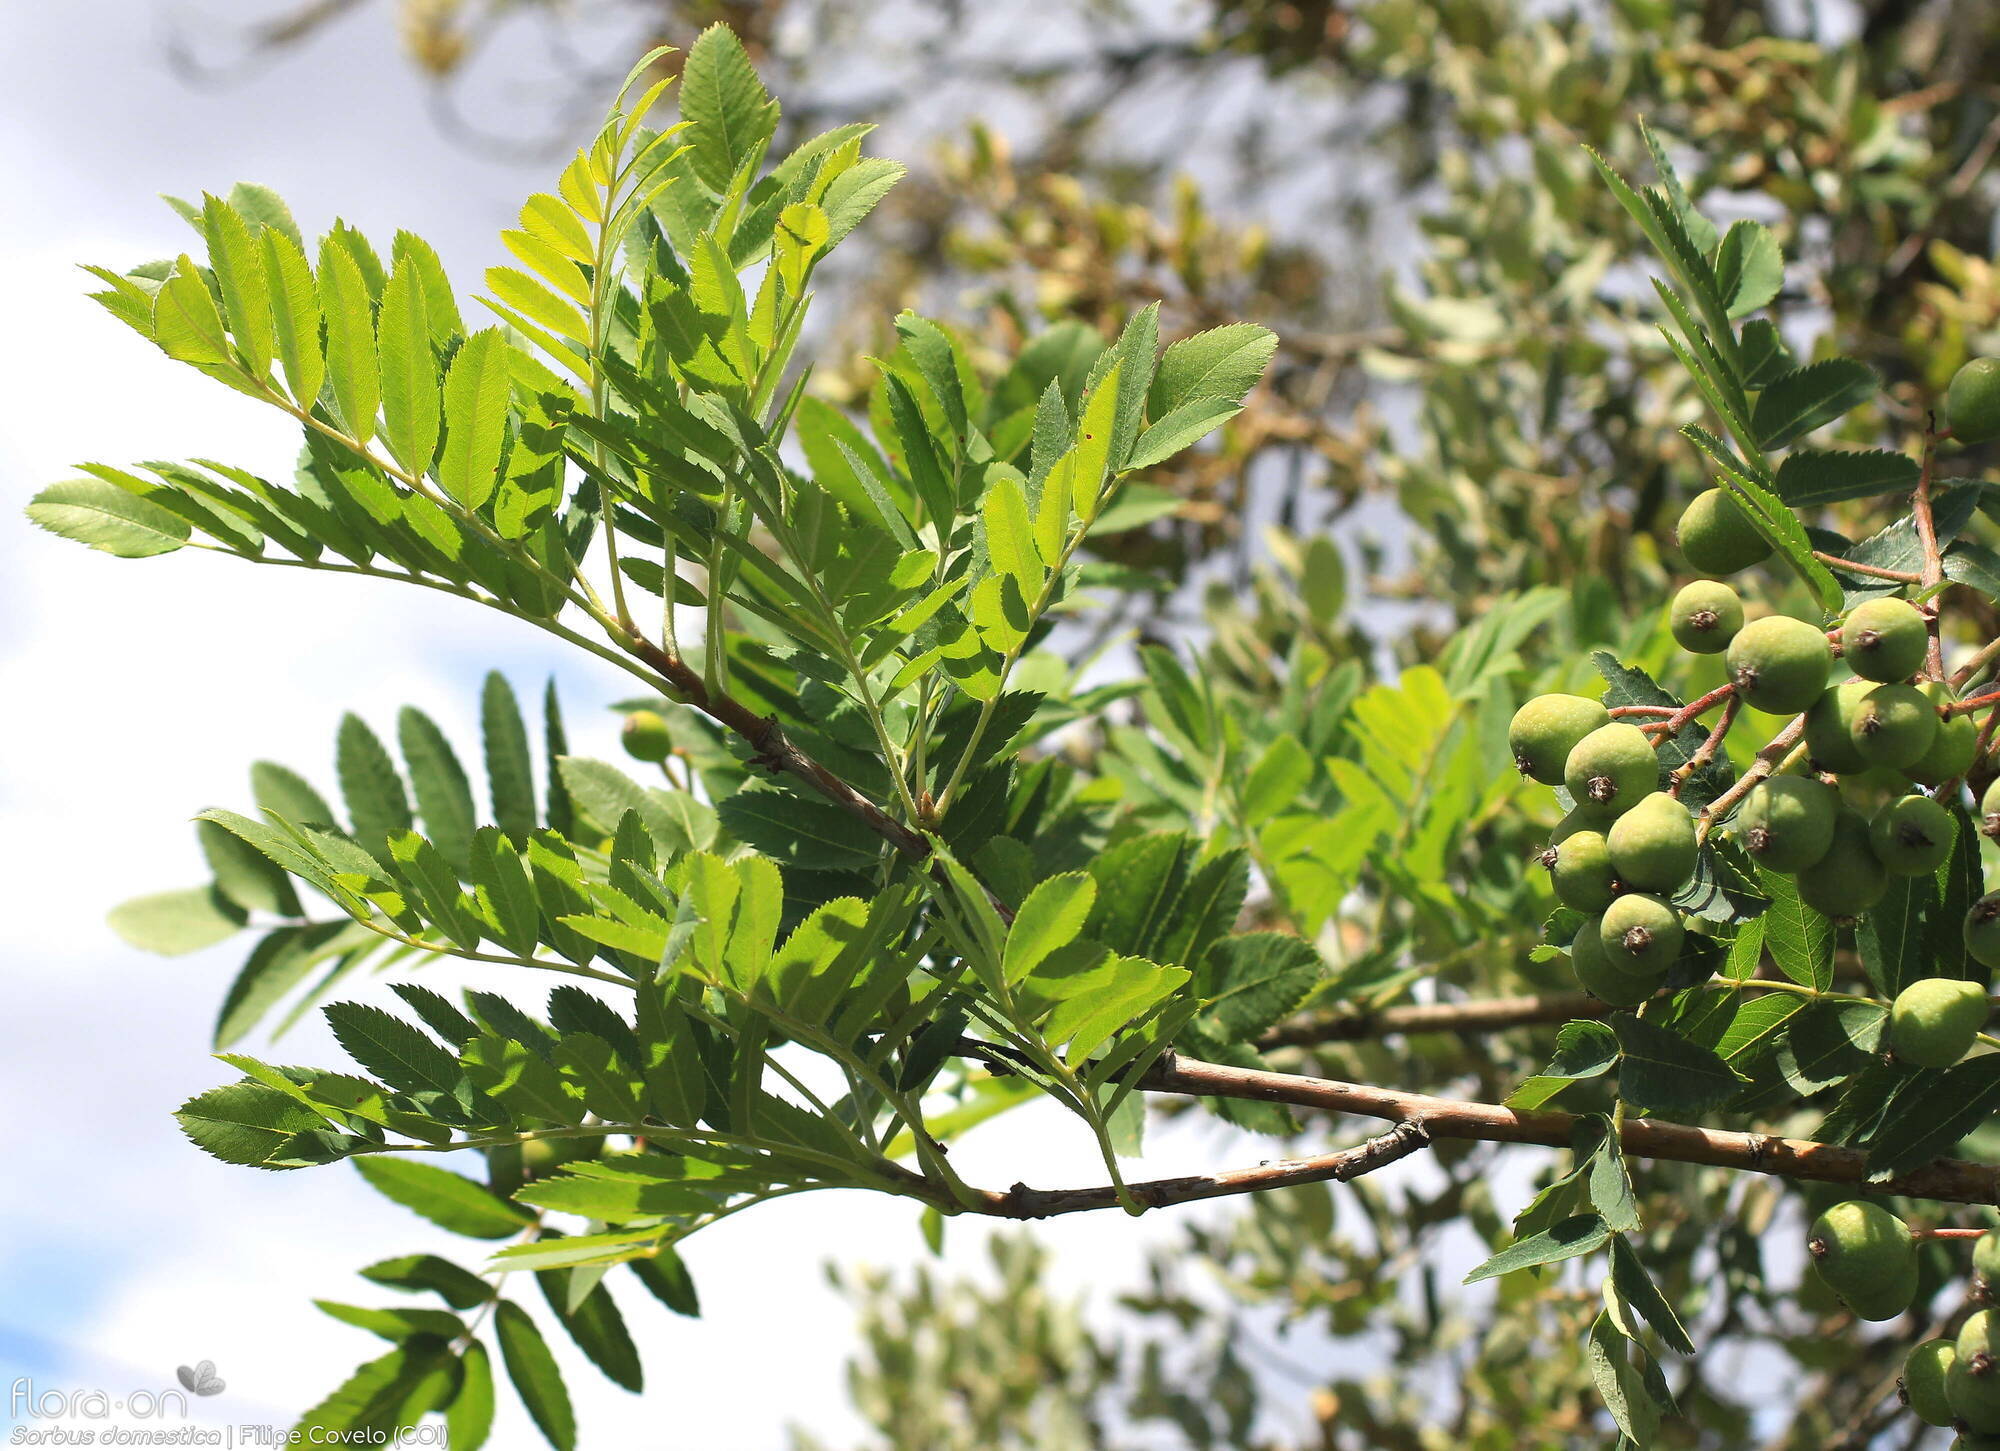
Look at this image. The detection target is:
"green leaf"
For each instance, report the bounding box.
[176,1080,330,1168]
[439,330,511,510]
[1125,397,1243,471]
[27,476,191,557]
[1194,933,1322,1044]
[1587,1310,1669,1444]
[325,1002,466,1101]
[1464,1213,1610,1283]
[107,885,245,956]
[213,921,354,1048]
[1507,1020,1622,1109]
[199,816,300,915]
[1773,447,1918,507]
[1611,1015,1746,1116]
[1714,219,1783,319]
[1149,322,1277,416]
[1750,359,1877,451]
[318,236,381,444]
[293,1341,456,1441]
[446,1340,495,1450]
[680,23,781,194]
[361,1254,495,1311]
[201,194,274,375]
[376,254,441,476]
[1610,1236,1694,1353]
[494,1300,576,1451]
[630,1246,701,1317]
[480,673,537,842]
[1002,873,1096,985]
[399,707,477,873]
[537,1254,643,1392]
[1755,865,1833,992]
[262,228,325,408]
[253,759,338,828]
[338,713,414,860]
[354,1157,536,1239]
[982,474,1042,600]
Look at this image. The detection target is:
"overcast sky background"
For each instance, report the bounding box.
[0,3,1365,1446]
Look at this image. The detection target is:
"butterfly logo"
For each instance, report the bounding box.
[174,1361,225,1397]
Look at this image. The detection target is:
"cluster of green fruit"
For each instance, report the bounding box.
[1812,1203,2000,1446]
[1509,432,2000,1054]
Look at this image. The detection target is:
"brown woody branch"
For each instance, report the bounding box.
[958,1120,1433,1219]
[1257,992,1606,1050]
[1138,1053,2000,1206]
[624,636,930,859]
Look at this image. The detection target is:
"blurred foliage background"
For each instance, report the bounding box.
[164,1,2000,1446]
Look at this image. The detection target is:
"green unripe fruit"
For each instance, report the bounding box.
[1850,682,1940,769]
[1550,805,1616,843]
[1542,829,1618,913]
[1668,579,1743,654]
[1509,694,1611,786]
[1809,1199,1917,1322]
[1966,893,2000,970]
[1804,678,1872,773]
[1606,791,1697,892]
[1889,978,1988,1068]
[1910,684,1978,786]
[1734,775,1837,874]
[1870,794,1956,876]
[1598,893,1682,977]
[1947,357,2000,445]
[1956,1311,2000,1433]
[1906,1338,1960,1428]
[1839,597,1928,683]
[620,709,673,764]
[1796,809,1889,920]
[1727,614,1832,715]
[1563,722,1659,814]
[1570,919,1657,1007]
[1975,1228,2000,1285]
[1677,487,1771,575]
[1984,778,2000,842]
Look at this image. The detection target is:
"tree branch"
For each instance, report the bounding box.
[1141,1053,2000,1206]
[961,1120,1433,1219]
[1257,992,1607,1050]
[623,635,929,859]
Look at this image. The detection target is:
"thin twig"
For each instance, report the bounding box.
[1812,551,1923,584]
[1258,992,1607,1050]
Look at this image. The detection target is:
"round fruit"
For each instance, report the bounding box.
[1840,597,1928,683]
[1734,775,1837,874]
[1795,809,1889,919]
[1984,777,2000,842]
[1677,487,1771,575]
[620,709,673,764]
[1510,694,1612,786]
[1669,579,1743,654]
[1967,893,2000,970]
[1727,615,1832,715]
[1570,920,1656,1007]
[1958,1311,2000,1433]
[1976,1228,2000,1285]
[1889,978,1988,1068]
[1907,1338,1960,1428]
[1804,678,1872,773]
[1606,791,1697,892]
[1947,357,2000,445]
[1909,684,1978,786]
[1870,793,1955,876]
[1850,682,1940,769]
[1808,1199,1916,1322]
[1598,893,1682,977]
[1563,722,1659,814]
[1543,829,1618,913]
